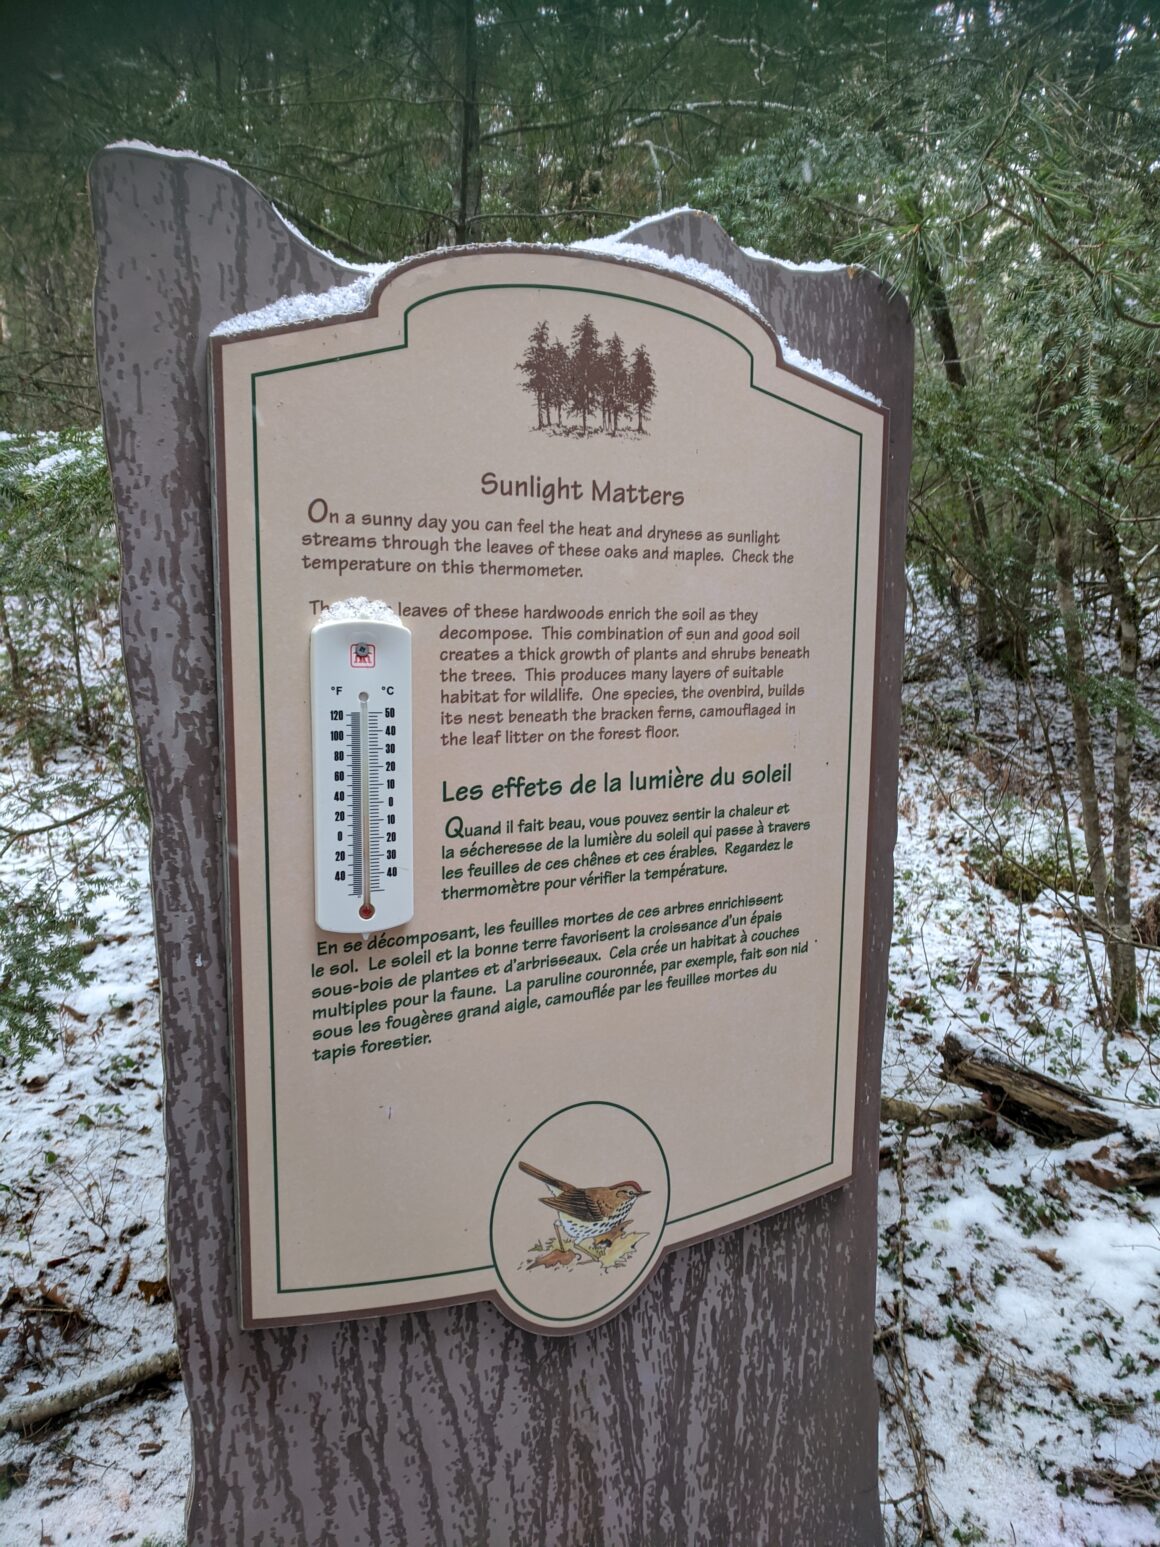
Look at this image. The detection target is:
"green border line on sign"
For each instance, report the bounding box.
[247,280,865,1297]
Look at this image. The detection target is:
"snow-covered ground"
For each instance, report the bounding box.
[877,588,1160,1546]
[1,577,1158,1546]
[0,845,186,1546]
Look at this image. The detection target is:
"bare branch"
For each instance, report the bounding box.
[0,1345,180,1434]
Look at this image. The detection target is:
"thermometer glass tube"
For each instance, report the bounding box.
[310,610,413,933]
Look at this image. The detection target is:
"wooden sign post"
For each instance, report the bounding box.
[92,143,911,1544]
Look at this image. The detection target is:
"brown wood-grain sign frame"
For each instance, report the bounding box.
[91,141,911,1547]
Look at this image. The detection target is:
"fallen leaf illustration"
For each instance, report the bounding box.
[529,1248,578,1269]
[591,1232,645,1269]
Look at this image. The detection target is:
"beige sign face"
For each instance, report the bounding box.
[211,247,887,1334]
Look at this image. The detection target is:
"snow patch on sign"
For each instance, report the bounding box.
[105,138,236,169]
[778,343,881,404]
[207,206,878,403]
[212,268,394,337]
[600,206,698,239]
[319,596,401,623]
[571,234,759,314]
[268,210,367,271]
[739,245,852,273]
[109,151,873,401]
[572,235,880,403]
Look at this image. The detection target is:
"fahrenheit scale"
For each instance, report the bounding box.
[310,608,413,933]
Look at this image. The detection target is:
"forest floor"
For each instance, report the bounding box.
[1,581,1159,1547]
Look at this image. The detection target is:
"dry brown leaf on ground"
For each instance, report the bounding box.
[1030,1247,1064,1273]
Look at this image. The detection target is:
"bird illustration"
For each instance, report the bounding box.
[519,1160,649,1259]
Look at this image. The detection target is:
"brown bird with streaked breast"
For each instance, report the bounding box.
[519,1160,649,1255]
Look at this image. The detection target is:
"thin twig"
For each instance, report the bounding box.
[884,1131,947,1546]
[1,794,131,857]
[0,1346,180,1434]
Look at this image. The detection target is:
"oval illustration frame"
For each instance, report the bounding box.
[490,1100,672,1331]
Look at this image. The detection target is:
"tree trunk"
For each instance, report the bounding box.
[1052,516,1112,957]
[1092,508,1139,1025]
[919,254,999,659]
[67,594,93,740]
[451,0,481,245]
[0,596,22,694]
[1002,507,1041,678]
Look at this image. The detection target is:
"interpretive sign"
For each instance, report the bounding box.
[210,244,887,1334]
[97,143,909,1541]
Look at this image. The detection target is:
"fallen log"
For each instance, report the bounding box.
[0,1344,180,1434]
[940,1033,1119,1143]
[880,1095,989,1130]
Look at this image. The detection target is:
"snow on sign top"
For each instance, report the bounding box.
[209,220,879,403]
[209,238,890,1335]
[212,270,394,337]
[318,596,401,623]
[739,245,852,274]
[570,233,760,315]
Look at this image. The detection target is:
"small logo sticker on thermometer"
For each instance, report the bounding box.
[310,607,413,934]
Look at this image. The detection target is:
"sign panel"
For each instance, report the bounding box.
[211,246,887,1333]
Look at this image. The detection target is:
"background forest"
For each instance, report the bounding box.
[3,0,1158,1006]
[1,2,1159,1543]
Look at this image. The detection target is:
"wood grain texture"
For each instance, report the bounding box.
[91,150,910,1546]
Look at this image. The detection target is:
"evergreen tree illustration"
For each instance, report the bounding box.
[602,332,628,434]
[629,345,656,432]
[568,314,602,433]
[546,338,569,427]
[517,320,551,428]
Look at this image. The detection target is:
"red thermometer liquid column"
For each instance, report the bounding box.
[310,608,413,933]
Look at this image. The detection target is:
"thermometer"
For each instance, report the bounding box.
[310,607,413,933]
